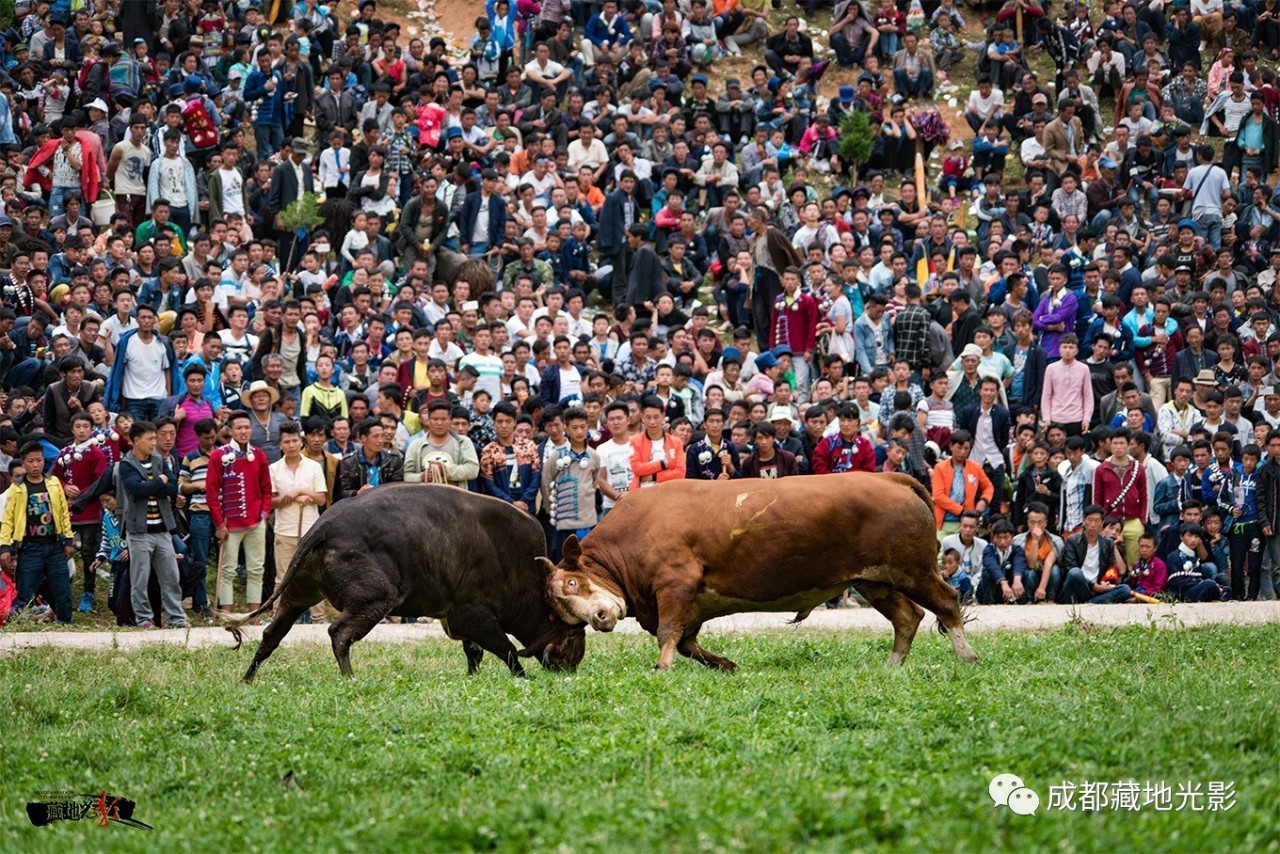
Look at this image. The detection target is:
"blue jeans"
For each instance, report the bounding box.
[893,68,934,98]
[467,241,490,258]
[1196,213,1224,250]
[49,185,78,220]
[551,527,593,562]
[254,122,285,159]
[1090,209,1116,234]
[186,511,212,611]
[123,397,161,421]
[1058,567,1132,604]
[976,567,1057,604]
[15,540,73,623]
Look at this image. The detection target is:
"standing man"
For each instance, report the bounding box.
[51,412,108,612]
[104,304,179,421]
[540,406,602,560]
[116,421,187,628]
[179,417,219,621]
[956,377,1011,512]
[598,170,639,306]
[106,115,153,227]
[629,395,686,488]
[1041,333,1094,435]
[269,420,327,622]
[769,266,818,397]
[1,441,76,624]
[1031,264,1078,362]
[596,400,634,515]
[1183,144,1231,250]
[1093,428,1148,567]
[403,399,480,488]
[244,49,286,158]
[459,169,508,257]
[686,407,738,480]
[268,139,316,270]
[206,410,273,613]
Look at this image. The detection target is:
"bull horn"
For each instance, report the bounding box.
[535,556,558,576]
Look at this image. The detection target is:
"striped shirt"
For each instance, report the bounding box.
[139,459,165,532]
[181,449,211,513]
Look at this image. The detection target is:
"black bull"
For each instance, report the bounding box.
[222,485,586,681]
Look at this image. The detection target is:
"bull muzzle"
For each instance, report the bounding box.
[592,610,617,632]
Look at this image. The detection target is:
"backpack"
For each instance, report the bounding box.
[75,58,109,100]
[182,96,219,150]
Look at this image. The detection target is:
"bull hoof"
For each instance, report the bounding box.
[886,652,908,667]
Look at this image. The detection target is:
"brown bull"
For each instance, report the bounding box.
[542,473,978,671]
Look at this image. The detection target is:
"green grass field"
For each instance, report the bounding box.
[4,625,1277,852]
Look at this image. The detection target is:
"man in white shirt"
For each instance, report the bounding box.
[567,122,609,176]
[270,422,328,622]
[218,306,260,367]
[596,401,634,516]
[524,41,573,99]
[318,130,351,195]
[1057,435,1099,535]
[458,322,505,401]
[940,511,989,594]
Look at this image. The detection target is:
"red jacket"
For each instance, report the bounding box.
[629,432,685,490]
[23,131,102,202]
[52,442,108,524]
[769,292,819,355]
[1094,458,1148,522]
[811,434,876,475]
[206,443,273,531]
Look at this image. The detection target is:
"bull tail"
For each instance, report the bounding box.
[218,528,326,649]
[788,608,814,625]
[895,473,935,516]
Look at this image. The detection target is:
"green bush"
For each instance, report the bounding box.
[837,110,875,174]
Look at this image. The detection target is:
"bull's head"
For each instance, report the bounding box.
[527,624,587,672]
[538,535,627,632]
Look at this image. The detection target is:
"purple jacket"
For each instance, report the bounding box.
[1032,289,1078,359]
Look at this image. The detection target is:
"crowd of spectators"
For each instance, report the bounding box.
[2,0,1280,629]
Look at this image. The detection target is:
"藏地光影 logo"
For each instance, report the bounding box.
[26,791,152,830]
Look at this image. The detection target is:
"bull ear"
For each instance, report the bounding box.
[563,534,582,565]
[536,556,558,576]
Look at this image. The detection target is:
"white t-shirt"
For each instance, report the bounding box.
[158,156,187,207]
[557,366,582,403]
[459,351,504,400]
[219,329,259,366]
[120,333,170,400]
[100,313,138,347]
[598,439,633,509]
[427,340,465,365]
[966,87,1004,117]
[114,140,152,196]
[217,167,245,216]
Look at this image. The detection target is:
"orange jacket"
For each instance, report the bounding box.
[630,432,685,490]
[931,457,995,527]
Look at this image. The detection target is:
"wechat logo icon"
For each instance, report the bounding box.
[990,773,1040,816]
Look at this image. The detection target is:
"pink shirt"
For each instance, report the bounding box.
[1042,359,1094,427]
